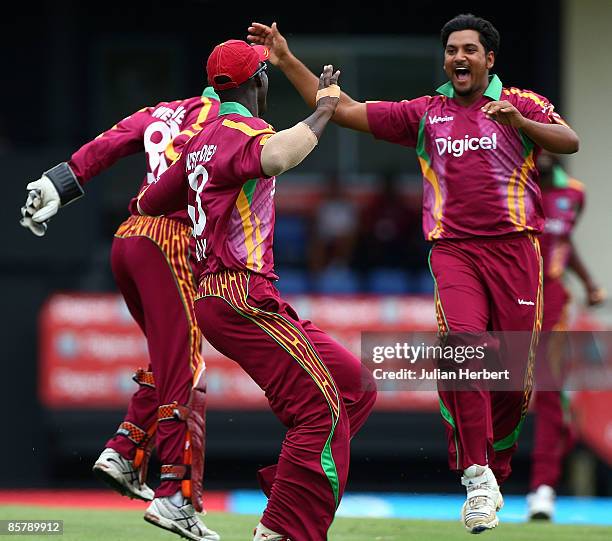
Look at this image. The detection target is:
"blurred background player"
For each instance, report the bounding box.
[527,151,606,520]
[357,172,424,273]
[19,85,221,539]
[247,13,580,533]
[308,172,359,273]
[138,39,376,541]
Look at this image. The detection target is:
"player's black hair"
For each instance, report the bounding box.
[440,14,500,56]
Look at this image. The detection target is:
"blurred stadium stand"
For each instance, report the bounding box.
[274,268,310,295]
[313,268,361,294]
[368,268,412,295]
[273,215,309,267]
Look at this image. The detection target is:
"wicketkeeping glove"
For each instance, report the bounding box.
[20,189,48,237]
[18,162,84,237]
[26,175,61,222]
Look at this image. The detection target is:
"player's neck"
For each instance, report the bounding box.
[219,91,259,117]
[453,76,489,107]
[235,94,259,117]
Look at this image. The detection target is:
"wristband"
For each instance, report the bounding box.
[316,84,341,102]
[44,162,84,206]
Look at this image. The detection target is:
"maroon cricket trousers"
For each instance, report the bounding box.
[195,270,377,541]
[105,215,203,498]
[530,277,575,490]
[429,233,542,483]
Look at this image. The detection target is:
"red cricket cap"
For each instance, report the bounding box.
[207,39,270,90]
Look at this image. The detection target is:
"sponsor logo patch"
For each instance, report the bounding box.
[429,114,454,124]
[434,133,497,157]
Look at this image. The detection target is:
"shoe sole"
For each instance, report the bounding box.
[467,517,499,534]
[144,511,219,541]
[529,512,552,521]
[92,463,153,502]
[462,502,500,534]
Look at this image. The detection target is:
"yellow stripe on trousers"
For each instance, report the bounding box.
[197,270,341,421]
[115,215,204,378]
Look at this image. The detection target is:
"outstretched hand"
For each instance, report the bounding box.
[247,22,289,66]
[316,65,341,115]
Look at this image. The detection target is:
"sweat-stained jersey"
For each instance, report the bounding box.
[137,101,278,280]
[366,75,569,240]
[68,87,220,225]
[539,167,585,279]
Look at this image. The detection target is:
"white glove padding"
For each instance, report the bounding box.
[20,215,48,237]
[23,187,43,214]
[20,190,49,237]
[26,175,60,222]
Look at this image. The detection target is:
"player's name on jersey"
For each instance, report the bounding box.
[372,368,510,380]
[186,145,217,170]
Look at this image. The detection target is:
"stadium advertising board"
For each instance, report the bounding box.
[39,293,437,410]
[38,292,612,465]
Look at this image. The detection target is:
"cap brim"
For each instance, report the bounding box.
[253,45,270,62]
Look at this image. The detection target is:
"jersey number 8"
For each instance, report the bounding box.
[188,165,209,261]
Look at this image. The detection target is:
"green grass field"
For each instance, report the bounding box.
[1,506,611,540]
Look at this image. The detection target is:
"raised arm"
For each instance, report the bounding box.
[248,22,370,133]
[68,109,149,183]
[19,108,150,236]
[260,65,342,176]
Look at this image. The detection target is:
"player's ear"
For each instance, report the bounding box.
[486,51,495,70]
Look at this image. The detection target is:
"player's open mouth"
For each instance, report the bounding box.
[454,66,471,83]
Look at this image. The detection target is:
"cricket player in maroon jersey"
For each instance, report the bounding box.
[20,89,222,540]
[247,13,580,533]
[527,152,606,520]
[138,39,376,541]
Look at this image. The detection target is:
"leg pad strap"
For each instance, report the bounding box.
[133,368,155,388]
[160,464,191,481]
[115,421,152,447]
[158,401,190,422]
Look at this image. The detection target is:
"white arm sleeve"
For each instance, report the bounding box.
[260,122,318,177]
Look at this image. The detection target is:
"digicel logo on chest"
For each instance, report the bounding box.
[435,133,497,157]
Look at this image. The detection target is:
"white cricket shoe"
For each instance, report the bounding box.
[144,494,220,541]
[460,464,504,534]
[253,522,289,540]
[527,484,555,520]
[92,448,154,501]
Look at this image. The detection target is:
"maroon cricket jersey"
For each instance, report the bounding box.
[367,75,569,240]
[67,87,220,225]
[138,101,278,280]
[539,167,585,279]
